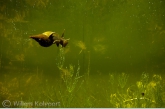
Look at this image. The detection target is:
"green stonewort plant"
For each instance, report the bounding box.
[109,73,165,108]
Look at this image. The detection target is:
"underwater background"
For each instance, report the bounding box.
[0,0,165,108]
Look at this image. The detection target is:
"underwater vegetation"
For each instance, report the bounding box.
[93,44,107,54]
[0,71,165,107]
[75,40,86,54]
[0,78,23,102]
[92,36,107,54]
[109,72,165,108]
[0,47,165,107]
[0,0,53,70]
[6,11,28,23]
[25,0,49,8]
[1,0,165,108]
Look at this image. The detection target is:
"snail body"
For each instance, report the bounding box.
[30,30,69,47]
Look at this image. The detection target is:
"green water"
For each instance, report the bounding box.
[0,0,165,108]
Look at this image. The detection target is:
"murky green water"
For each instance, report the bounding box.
[0,0,165,108]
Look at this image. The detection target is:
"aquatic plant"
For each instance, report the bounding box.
[118,72,129,89]
[7,11,28,23]
[109,73,165,108]
[56,46,84,107]
[25,0,49,8]
[0,78,24,107]
[93,44,107,54]
[56,47,65,70]
[109,73,115,86]
[15,54,25,62]
[75,40,86,54]
[58,63,83,107]
[87,51,90,75]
